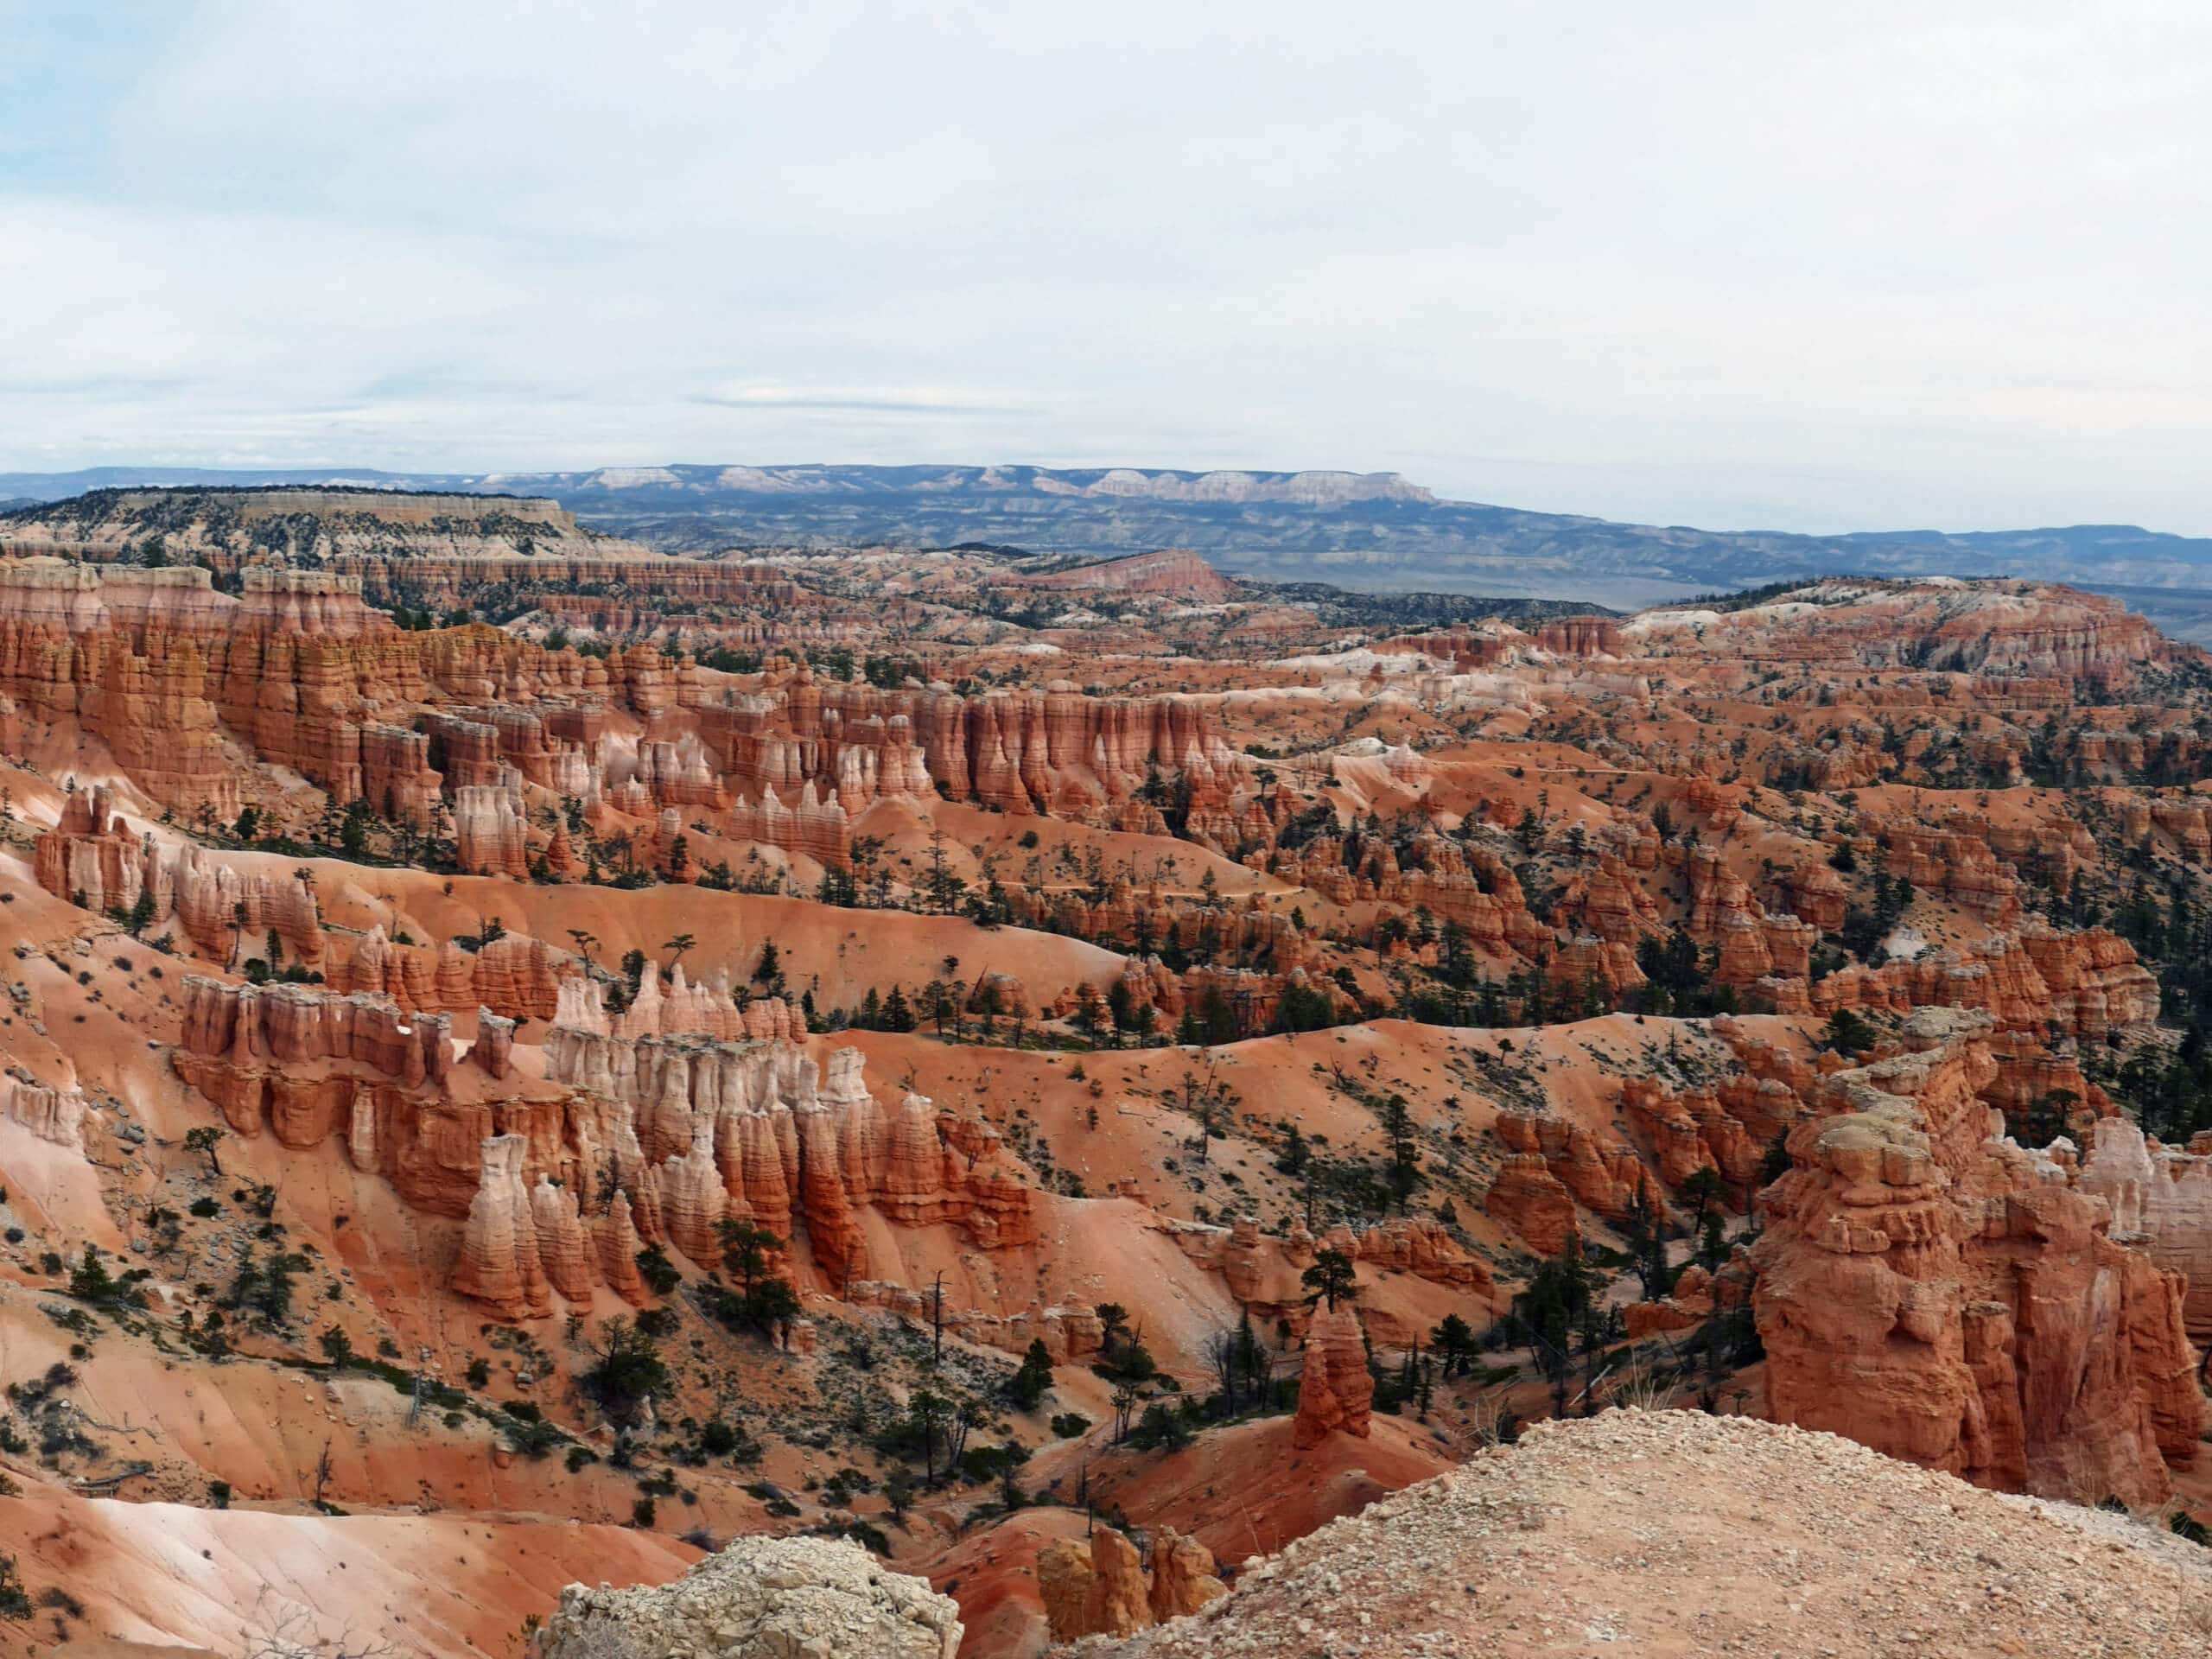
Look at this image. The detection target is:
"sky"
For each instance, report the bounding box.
[4,0,2212,534]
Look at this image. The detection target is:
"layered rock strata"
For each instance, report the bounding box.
[1291,1301,1375,1448]
[1753,1009,2203,1506]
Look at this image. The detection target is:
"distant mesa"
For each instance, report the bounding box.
[1018,547,1242,602]
[8,462,2212,594]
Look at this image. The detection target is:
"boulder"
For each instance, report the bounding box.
[537,1535,960,1659]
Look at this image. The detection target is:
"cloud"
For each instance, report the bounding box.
[2,0,2211,530]
[695,381,1036,415]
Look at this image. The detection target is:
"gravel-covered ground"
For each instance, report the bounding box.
[1085,1410,2212,1659]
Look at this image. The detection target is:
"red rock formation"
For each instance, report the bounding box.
[34,785,168,918]
[1622,1072,1802,1203]
[1484,1154,1580,1255]
[599,1190,651,1304]
[454,781,531,879]
[172,976,454,1141]
[1753,1009,2204,1506]
[2077,1117,2212,1341]
[1814,925,2158,1041]
[1038,1529,1153,1643]
[1682,848,1816,988]
[1535,615,1624,658]
[326,928,565,1021]
[452,1134,552,1319]
[1018,548,1238,602]
[1292,1301,1374,1448]
[1146,1529,1229,1624]
[529,1176,597,1304]
[539,1027,1033,1285]
[1492,1109,1658,1224]
[469,1009,516,1078]
[1626,579,2164,691]
[700,670,1244,819]
[1033,1522,1227,1644]
[171,847,325,969]
[2,1077,87,1150]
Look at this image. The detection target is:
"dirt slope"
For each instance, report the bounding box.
[0,1477,690,1658]
[1089,1411,2212,1659]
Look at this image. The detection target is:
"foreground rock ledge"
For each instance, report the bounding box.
[537,1535,961,1659]
[1080,1412,2212,1659]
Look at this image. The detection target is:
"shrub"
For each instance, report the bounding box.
[634,1244,681,1298]
[1127,1403,1192,1452]
[505,1416,564,1459]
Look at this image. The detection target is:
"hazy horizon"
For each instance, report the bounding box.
[8,3,2212,536]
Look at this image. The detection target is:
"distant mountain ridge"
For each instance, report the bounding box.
[3,461,2209,597]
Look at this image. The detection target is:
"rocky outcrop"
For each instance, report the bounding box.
[1020,548,1239,602]
[1814,925,2158,1040]
[598,1189,650,1304]
[840,1284,1100,1363]
[1038,1527,1226,1645]
[1,1077,87,1150]
[1039,1529,1152,1644]
[698,668,1245,821]
[1146,1529,1230,1624]
[325,927,567,1022]
[1621,1071,1803,1203]
[172,976,465,1143]
[1168,1213,1491,1316]
[452,1134,551,1320]
[1491,1109,1658,1224]
[1291,1301,1374,1449]
[454,780,531,879]
[1484,1154,1580,1255]
[33,785,168,918]
[1535,614,1624,658]
[535,1535,961,1659]
[1753,1008,2204,1506]
[2078,1117,2212,1340]
[170,846,325,969]
[543,1029,1034,1283]
[1071,1412,2212,1659]
[552,973,803,1045]
[1683,849,1815,988]
[529,1176,597,1303]
[469,1009,517,1078]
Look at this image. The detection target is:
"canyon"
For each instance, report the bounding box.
[3,498,2212,1659]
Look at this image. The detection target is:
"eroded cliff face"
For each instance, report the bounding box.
[1291,1301,1375,1449]
[541,1014,1036,1288]
[1624,579,2166,691]
[1814,924,2158,1041]
[1038,1527,1227,1644]
[696,667,1247,826]
[2078,1116,2212,1341]
[2,558,1256,883]
[166,967,1040,1321]
[1752,1009,2203,1506]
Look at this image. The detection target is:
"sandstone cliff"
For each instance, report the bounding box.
[1753,1008,2204,1506]
[1038,1527,1226,1643]
[1291,1301,1374,1448]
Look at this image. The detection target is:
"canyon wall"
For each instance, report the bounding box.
[1752,1009,2203,1506]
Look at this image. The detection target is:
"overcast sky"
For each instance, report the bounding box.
[4,1,2211,533]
